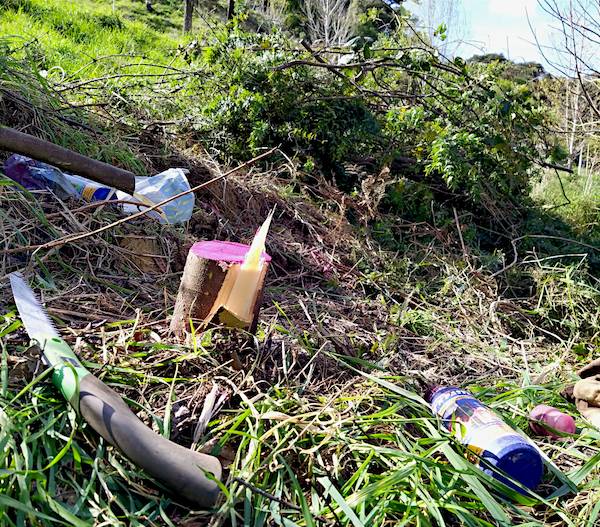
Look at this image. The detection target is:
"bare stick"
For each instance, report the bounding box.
[491,234,599,278]
[452,207,468,260]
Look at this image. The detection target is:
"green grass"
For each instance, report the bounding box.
[0,44,147,172]
[0,0,190,172]
[0,0,195,127]
[87,0,185,36]
[532,169,600,239]
[0,0,182,69]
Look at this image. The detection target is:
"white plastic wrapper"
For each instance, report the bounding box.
[117,168,194,224]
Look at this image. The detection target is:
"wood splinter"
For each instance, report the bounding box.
[170,214,273,338]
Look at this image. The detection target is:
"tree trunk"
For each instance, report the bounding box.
[170,241,270,339]
[227,0,235,20]
[584,142,593,195]
[568,83,580,169]
[183,0,194,32]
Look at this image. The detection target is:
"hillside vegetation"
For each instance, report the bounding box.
[0,1,599,526]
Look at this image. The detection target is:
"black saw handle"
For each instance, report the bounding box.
[78,374,222,508]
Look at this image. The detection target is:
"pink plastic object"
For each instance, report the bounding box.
[191,240,271,263]
[529,404,576,438]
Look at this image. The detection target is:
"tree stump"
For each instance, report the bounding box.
[170,240,271,339]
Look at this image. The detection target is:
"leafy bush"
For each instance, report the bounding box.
[383,62,556,205]
[185,24,380,179]
[183,26,563,212]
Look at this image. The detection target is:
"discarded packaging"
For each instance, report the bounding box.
[3,154,193,224]
[4,154,91,200]
[529,404,576,438]
[66,172,117,201]
[126,169,194,224]
[428,386,543,492]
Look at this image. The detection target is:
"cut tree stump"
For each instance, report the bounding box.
[170,240,271,339]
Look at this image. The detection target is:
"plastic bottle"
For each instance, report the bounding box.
[3,154,115,202]
[4,155,194,223]
[64,173,116,202]
[529,404,576,438]
[4,154,77,199]
[427,386,543,491]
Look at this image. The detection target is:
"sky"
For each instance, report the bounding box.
[407,0,557,66]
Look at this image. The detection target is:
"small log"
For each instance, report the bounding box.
[0,126,136,194]
[170,240,271,338]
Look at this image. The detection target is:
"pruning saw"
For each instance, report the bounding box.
[9,272,222,508]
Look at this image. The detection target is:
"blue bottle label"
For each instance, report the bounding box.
[432,388,521,464]
[80,185,114,201]
[431,388,543,491]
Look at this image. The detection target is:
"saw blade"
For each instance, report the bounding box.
[9,272,60,345]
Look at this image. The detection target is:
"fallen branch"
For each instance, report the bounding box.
[491,234,599,278]
[0,126,136,194]
[539,161,574,173]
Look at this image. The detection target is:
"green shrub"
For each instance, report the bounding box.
[185,27,562,211]
[383,65,556,205]
[185,24,380,179]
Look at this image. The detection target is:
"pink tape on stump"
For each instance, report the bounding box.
[191,240,272,263]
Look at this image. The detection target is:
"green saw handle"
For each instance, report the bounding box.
[47,338,222,508]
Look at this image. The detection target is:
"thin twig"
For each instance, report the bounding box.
[491,234,598,278]
[43,199,155,219]
[232,477,330,523]
[232,477,304,512]
[539,161,574,173]
[452,207,468,261]
[553,168,572,206]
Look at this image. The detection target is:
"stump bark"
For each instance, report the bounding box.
[170,241,271,338]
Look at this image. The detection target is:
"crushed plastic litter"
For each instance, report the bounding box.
[3,154,194,224]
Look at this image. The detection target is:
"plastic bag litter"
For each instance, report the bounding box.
[3,154,79,200]
[2,154,194,224]
[118,169,194,225]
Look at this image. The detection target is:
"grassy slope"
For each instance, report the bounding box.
[1,1,599,526]
[0,0,181,70]
[0,0,190,174]
[532,169,600,238]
